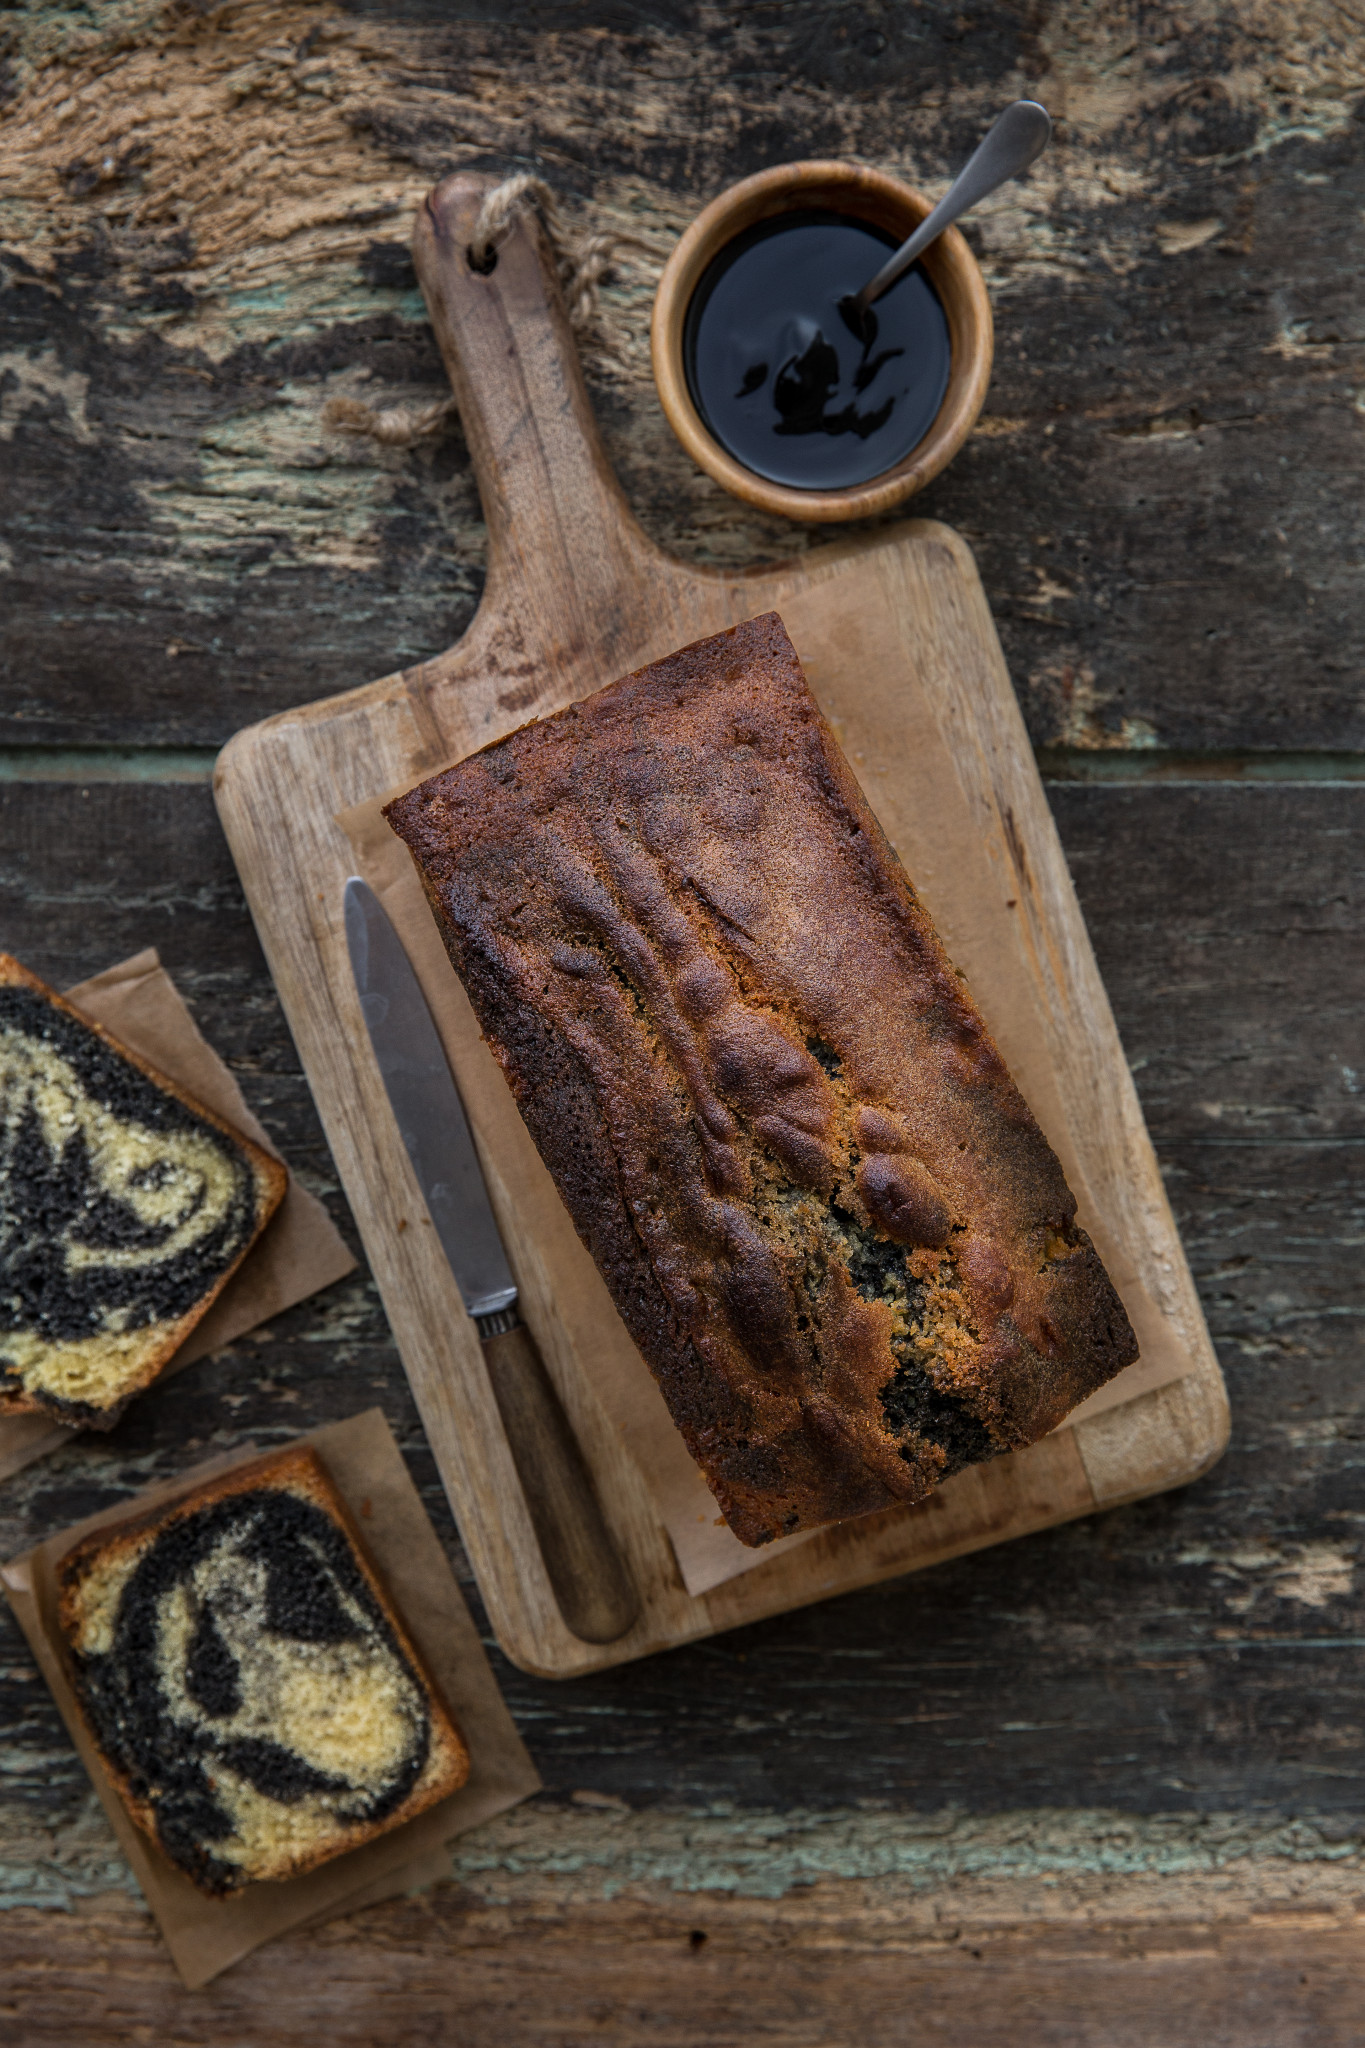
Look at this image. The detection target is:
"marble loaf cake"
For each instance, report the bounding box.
[0,955,286,1429]
[385,613,1138,1547]
[57,1444,471,1894]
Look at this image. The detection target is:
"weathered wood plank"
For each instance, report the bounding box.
[0,779,1359,1835]
[3,1,1361,2017]
[1,1,1361,749]
[4,1877,1365,2046]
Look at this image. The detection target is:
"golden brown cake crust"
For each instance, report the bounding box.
[56,1443,471,1894]
[0,954,287,1429]
[385,614,1138,1546]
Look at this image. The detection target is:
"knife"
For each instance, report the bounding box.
[344,876,641,1645]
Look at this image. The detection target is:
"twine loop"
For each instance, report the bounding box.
[327,174,643,448]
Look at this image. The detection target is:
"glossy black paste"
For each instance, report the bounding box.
[683,209,952,490]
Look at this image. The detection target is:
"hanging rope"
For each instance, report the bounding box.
[322,393,458,447]
[326,174,647,449]
[467,173,556,269]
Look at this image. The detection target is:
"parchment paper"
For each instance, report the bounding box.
[339,765,1188,1600]
[1,1407,541,1989]
[0,950,356,1482]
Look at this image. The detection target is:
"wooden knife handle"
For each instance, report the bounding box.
[480,1320,641,1645]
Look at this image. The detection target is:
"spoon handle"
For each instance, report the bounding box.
[856,99,1051,313]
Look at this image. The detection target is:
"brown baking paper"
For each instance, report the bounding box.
[0,1407,541,1989]
[338,754,1189,1601]
[0,949,356,1482]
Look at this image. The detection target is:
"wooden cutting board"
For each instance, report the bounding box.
[215,173,1228,1678]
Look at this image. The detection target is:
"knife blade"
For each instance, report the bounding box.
[344,876,640,1646]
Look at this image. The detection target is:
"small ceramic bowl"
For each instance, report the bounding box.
[651,160,993,524]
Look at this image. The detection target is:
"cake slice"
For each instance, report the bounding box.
[0,954,287,1429]
[56,1443,471,1895]
[384,613,1139,1547]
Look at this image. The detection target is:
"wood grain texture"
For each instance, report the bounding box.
[2,779,1354,1809]
[0,0,1361,2028]
[0,779,1360,2029]
[5,1870,1365,2046]
[478,1319,641,1644]
[214,169,1224,1676]
[0,0,1361,750]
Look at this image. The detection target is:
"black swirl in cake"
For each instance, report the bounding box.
[0,954,286,1427]
[57,1444,471,1893]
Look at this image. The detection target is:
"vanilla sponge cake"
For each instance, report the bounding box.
[0,954,286,1428]
[57,1444,471,1895]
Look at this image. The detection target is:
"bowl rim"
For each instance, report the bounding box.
[650,160,994,524]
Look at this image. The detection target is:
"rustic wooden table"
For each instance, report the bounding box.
[1,3,1362,2041]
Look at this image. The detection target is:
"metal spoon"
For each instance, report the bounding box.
[844,99,1052,327]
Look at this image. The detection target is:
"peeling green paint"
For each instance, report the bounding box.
[8,1796,1364,1917]
[447,1804,1365,1906]
[120,369,483,586]
[104,261,429,361]
[0,1796,142,1914]
[0,748,216,781]
[10,1810,1365,1916]
[0,0,169,97]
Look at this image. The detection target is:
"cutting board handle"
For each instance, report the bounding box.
[413,173,658,659]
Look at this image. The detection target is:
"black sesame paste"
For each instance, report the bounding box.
[683,209,951,491]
